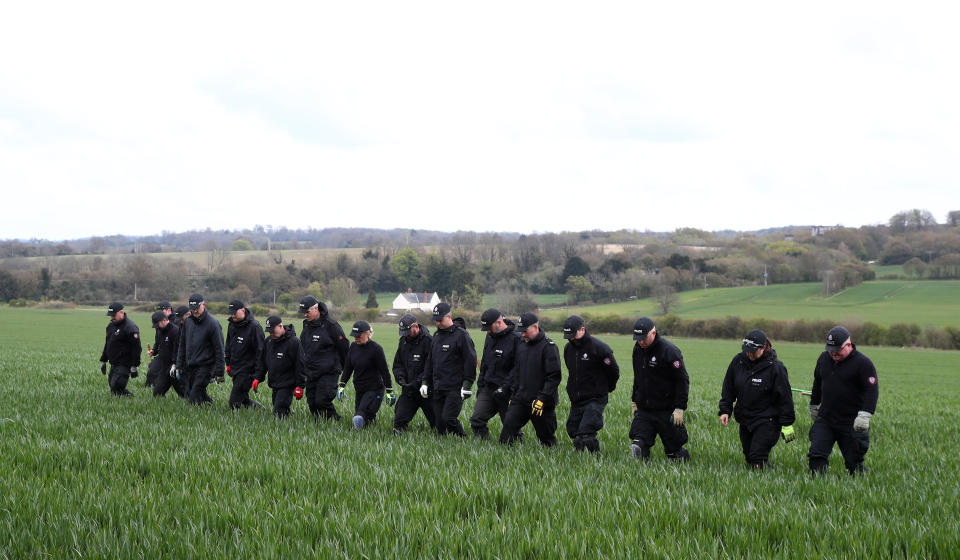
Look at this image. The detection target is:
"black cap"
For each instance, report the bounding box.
[265,315,283,331]
[107,302,124,316]
[562,315,585,340]
[742,329,768,352]
[432,302,451,321]
[632,317,655,340]
[299,295,319,313]
[228,300,245,314]
[480,308,501,331]
[188,293,204,310]
[351,320,371,337]
[151,311,166,326]
[517,312,538,331]
[175,305,189,319]
[155,301,171,310]
[398,313,417,335]
[825,326,850,351]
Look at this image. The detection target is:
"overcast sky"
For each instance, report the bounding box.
[1,2,957,241]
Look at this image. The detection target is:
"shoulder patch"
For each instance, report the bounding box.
[603,357,612,366]
[868,376,877,385]
[133,333,139,339]
[672,360,681,369]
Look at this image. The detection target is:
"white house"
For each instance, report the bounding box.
[391,291,441,312]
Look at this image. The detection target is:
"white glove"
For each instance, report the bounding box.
[809,404,820,421]
[130,366,138,375]
[461,388,472,400]
[853,410,872,432]
[169,364,177,378]
[419,384,428,398]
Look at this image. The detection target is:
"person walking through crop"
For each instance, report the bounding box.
[718,329,796,469]
[392,313,436,432]
[175,293,225,405]
[808,326,879,476]
[629,317,691,461]
[99,302,141,397]
[421,302,477,437]
[255,315,306,418]
[470,308,522,439]
[337,321,396,429]
[145,301,173,388]
[150,310,185,398]
[499,313,562,447]
[225,300,265,410]
[299,295,349,422]
[562,315,619,453]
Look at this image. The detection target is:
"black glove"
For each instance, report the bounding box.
[100,362,107,375]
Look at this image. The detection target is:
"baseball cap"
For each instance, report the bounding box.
[264,315,283,331]
[299,295,319,313]
[517,312,538,331]
[155,301,171,310]
[825,326,850,351]
[106,302,124,316]
[742,329,768,352]
[562,315,585,339]
[151,311,166,327]
[632,317,655,340]
[432,302,451,321]
[398,313,417,335]
[228,300,245,314]
[188,293,204,310]
[175,305,189,319]
[351,320,371,337]
[480,308,502,331]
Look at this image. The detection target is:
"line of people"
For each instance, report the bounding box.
[99,297,879,475]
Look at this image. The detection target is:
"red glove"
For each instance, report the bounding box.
[294,386,304,400]
[226,365,231,375]
[251,379,259,392]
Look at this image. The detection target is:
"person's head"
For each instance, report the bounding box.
[300,295,321,321]
[517,312,540,342]
[633,317,656,348]
[156,301,172,317]
[562,315,586,341]
[480,308,506,334]
[175,305,189,322]
[107,302,125,323]
[398,313,420,339]
[741,329,769,361]
[265,315,284,339]
[432,302,452,329]
[351,320,372,344]
[151,310,168,330]
[188,293,205,317]
[228,300,246,322]
[825,326,853,362]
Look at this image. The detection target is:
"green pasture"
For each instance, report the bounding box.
[1,306,958,557]
[541,280,960,328]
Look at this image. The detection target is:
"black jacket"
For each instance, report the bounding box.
[340,340,392,393]
[300,303,349,379]
[811,345,879,425]
[225,308,264,376]
[176,310,225,374]
[423,324,477,391]
[563,331,619,404]
[509,329,562,405]
[631,334,689,411]
[718,347,795,430]
[478,319,522,391]
[100,317,142,368]
[153,321,180,373]
[392,327,432,388]
[256,325,306,389]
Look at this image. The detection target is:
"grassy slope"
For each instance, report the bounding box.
[1,307,958,558]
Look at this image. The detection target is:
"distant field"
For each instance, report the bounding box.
[540,280,960,328]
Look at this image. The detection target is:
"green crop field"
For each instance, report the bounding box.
[541,280,960,329]
[2,306,958,557]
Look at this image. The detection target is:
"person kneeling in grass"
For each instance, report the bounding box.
[338,321,396,429]
[254,316,305,418]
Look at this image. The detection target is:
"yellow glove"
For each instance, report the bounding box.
[672,408,684,426]
[531,399,544,417]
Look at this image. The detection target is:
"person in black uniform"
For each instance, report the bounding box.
[145,301,173,387]
[562,315,619,453]
[299,295,349,421]
[808,326,879,476]
[338,321,395,429]
[99,302,141,397]
[718,329,796,469]
[176,293,225,405]
[255,315,306,418]
[499,313,562,447]
[629,317,691,461]
[421,302,477,437]
[392,314,435,432]
[150,311,185,398]
[470,308,522,439]
[225,300,265,409]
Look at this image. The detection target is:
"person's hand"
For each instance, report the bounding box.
[531,399,544,417]
[168,364,177,378]
[100,362,107,375]
[853,411,872,432]
[129,366,138,378]
[781,425,796,443]
[460,388,472,400]
[385,388,397,406]
[809,404,820,421]
[251,379,259,393]
[337,382,346,402]
[294,386,304,400]
[226,365,231,376]
[719,413,730,427]
[672,408,684,426]
[419,384,428,399]
[631,402,638,414]
[216,375,225,384]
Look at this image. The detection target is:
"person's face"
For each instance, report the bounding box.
[192,303,206,317]
[573,326,586,340]
[828,339,853,362]
[111,310,125,323]
[162,308,172,317]
[232,308,246,322]
[746,346,765,361]
[271,324,285,338]
[490,317,506,334]
[354,331,371,345]
[521,323,539,342]
[158,318,169,329]
[407,323,420,338]
[304,305,321,321]
[636,329,656,348]
[436,314,453,329]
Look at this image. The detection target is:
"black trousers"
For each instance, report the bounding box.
[738,418,781,467]
[153,366,186,398]
[354,388,385,425]
[306,374,340,420]
[145,359,161,387]
[469,386,510,438]
[500,398,557,447]
[629,408,689,459]
[272,387,294,418]
[567,396,607,451]
[187,364,214,405]
[229,370,257,409]
[108,365,132,396]
[432,389,466,436]
[393,385,435,431]
[808,417,870,474]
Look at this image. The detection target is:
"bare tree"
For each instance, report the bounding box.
[654,284,678,314]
